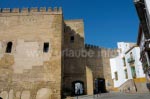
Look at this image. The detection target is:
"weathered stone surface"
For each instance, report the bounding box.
[63,20,87,96]
[8,90,13,99]
[21,91,30,99]
[0,91,8,99]
[86,67,93,95]
[16,91,21,99]
[0,7,63,99]
[36,88,51,99]
[0,6,116,99]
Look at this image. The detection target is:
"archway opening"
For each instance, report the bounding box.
[94,78,107,94]
[72,81,84,96]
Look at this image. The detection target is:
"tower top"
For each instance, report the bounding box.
[0,7,62,15]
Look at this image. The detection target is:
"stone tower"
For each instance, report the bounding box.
[0,7,63,99]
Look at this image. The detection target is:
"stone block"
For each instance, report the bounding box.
[21,91,30,99]
[36,88,51,99]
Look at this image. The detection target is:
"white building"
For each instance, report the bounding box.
[110,42,136,88]
[125,46,145,79]
[110,42,148,92]
[110,56,125,88]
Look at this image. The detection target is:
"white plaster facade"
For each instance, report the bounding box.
[110,56,125,87]
[110,42,145,88]
[125,47,145,79]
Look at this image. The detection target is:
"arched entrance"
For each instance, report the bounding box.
[72,81,84,96]
[94,78,107,94]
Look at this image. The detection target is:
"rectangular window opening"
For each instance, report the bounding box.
[43,42,49,53]
[115,72,118,81]
[70,36,74,43]
[6,42,13,53]
[124,69,128,79]
[123,57,126,66]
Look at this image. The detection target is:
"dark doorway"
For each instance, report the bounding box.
[72,81,84,96]
[94,78,107,94]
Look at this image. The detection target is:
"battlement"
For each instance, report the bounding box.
[85,44,100,49]
[85,44,117,51]
[0,7,62,14]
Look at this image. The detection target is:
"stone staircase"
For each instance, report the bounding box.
[118,78,149,93]
[119,79,136,93]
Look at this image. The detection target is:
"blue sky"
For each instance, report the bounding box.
[0,0,139,48]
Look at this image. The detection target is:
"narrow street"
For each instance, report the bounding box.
[74,93,150,99]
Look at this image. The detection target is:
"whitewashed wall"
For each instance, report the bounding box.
[110,56,127,88]
[125,47,145,79]
[110,42,140,88]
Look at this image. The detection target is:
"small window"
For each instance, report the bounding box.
[124,69,128,79]
[123,57,126,66]
[43,42,49,53]
[115,72,118,81]
[70,36,74,43]
[6,42,12,53]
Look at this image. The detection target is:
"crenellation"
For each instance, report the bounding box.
[98,46,101,50]
[85,44,88,47]
[85,44,100,49]
[93,45,97,48]
[30,7,38,12]
[40,7,46,12]
[12,8,20,13]
[0,7,62,15]
[54,7,58,12]
[89,44,92,48]
[2,8,11,13]
[58,7,62,12]
[48,7,52,12]
[21,8,29,13]
[91,45,94,48]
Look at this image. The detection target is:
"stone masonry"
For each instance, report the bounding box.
[0,7,117,99]
[0,7,63,99]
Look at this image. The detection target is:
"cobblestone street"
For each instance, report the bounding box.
[74,93,150,99]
